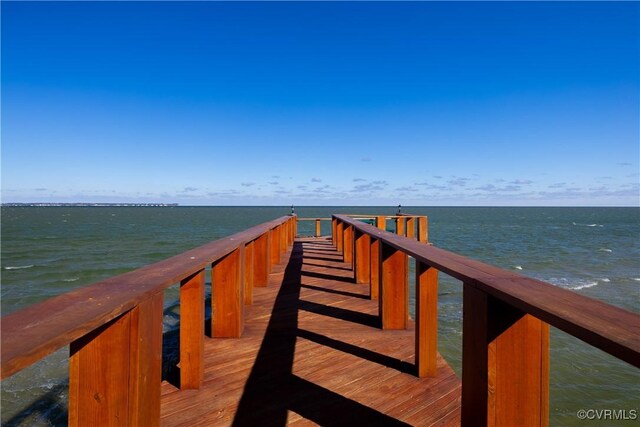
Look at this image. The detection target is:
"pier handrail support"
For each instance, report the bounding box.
[1,215,297,426]
[332,214,640,427]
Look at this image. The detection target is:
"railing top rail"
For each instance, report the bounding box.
[1,215,294,379]
[333,214,640,368]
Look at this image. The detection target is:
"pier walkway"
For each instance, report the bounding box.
[2,213,638,427]
[160,237,461,426]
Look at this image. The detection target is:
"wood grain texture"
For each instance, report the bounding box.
[180,270,205,389]
[333,214,640,368]
[416,262,438,378]
[212,248,244,338]
[2,216,292,379]
[160,237,461,426]
[355,230,371,284]
[380,243,408,330]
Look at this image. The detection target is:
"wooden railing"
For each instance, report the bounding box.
[332,214,640,426]
[0,215,297,426]
[298,214,428,242]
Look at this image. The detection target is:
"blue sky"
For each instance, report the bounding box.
[2,2,638,206]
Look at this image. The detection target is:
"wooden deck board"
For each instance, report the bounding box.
[160,237,461,426]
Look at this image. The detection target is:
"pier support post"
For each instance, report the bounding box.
[332,218,337,246]
[415,262,437,377]
[462,284,549,427]
[270,226,281,266]
[406,216,416,239]
[370,238,380,300]
[343,224,354,266]
[69,292,163,426]
[418,216,428,243]
[180,270,205,389]
[212,248,244,338]
[354,230,371,284]
[244,241,254,304]
[315,219,321,238]
[253,233,269,286]
[379,243,408,329]
[336,221,344,253]
[396,216,405,236]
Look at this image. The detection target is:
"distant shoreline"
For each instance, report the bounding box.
[1,203,179,207]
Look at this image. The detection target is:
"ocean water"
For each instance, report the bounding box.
[1,206,638,425]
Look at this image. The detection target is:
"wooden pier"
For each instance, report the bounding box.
[2,213,639,426]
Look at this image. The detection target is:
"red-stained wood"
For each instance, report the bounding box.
[180,270,205,389]
[128,292,164,426]
[253,233,269,287]
[270,227,281,266]
[336,221,344,253]
[416,262,438,378]
[406,216,416,239]
[354,230,371,284]
[379,242,408,330]
[160,237,462,426]
[69,292,163,427]
[1,216,292,379]
[462,284,549,426]
[396,216,405,236]
[244,241,254,304]
[343,224,354,265]
[315,218,321,237]
[212,248,244,338]
[369,238,380,301]
[331,218,337,246]
[376,215,386,231]
[333,214,640,368]
[418,216,428,243]
[69,313,131,427]
[461,284,489,425]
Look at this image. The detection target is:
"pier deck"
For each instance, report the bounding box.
[160,237,461,426]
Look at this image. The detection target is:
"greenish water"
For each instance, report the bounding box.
[1,206,639,425]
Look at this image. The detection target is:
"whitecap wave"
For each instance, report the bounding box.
[633,278,640,282]
[3,265,34,270]
[548,277,598,291]
[598,248,613,253]
[63,277,80,282]
[513,265,523,270]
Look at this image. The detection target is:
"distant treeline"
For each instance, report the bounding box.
[2,203,179,207]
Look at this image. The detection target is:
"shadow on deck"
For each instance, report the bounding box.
[160,238,461,426]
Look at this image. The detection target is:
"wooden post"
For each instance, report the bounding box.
[180,270,205,389]
[369,217,385,301]
[315,219,321,238]
[212,248,244,338]
[332,218,337,247]
[336,221,344,253]
[418,216,428,243]
[462,284,549,426]
[396,216,405,236]
[379,243,408,329]
[406,216,416,239]
[370,238,380,300]
[244,241,254,304]
[270,227,281,266]
[355,230,371,284]
[253,233,269,286]
[280,223,287,257]
[416,262,437,377]
[69,292,163,426]
[343,224,354,266]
